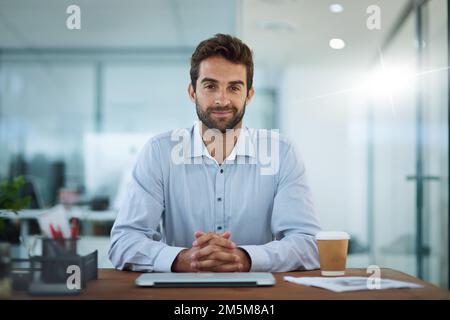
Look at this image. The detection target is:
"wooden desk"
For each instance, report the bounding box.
[11,268,450,300]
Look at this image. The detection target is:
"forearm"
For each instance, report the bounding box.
[239,234,320,272]
[109,227,185,272]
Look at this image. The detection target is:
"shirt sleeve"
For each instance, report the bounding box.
[240,139,322,272]
[108,138,185,272]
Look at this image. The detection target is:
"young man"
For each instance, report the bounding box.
[109,34,321,272]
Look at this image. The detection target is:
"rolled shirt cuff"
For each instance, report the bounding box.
[239,245,271,272]
[153,246,186,272]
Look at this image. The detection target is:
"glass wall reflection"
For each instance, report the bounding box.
[0,0,448,288]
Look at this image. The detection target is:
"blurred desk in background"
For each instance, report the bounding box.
[0,207,117,237]
[0,208,117,267]
[0,208,118,221]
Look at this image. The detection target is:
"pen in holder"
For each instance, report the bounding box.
[43,237,77,257]
[41,237,79,283]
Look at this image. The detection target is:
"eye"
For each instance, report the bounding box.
[230,86,240,92]
[205,84,216,89]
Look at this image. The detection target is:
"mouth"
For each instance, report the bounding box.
[210,110,233,118]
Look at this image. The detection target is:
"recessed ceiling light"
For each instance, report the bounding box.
[329,38,345,49]
[329,4,344,13]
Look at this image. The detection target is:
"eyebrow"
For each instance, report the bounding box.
[200,77,245,86]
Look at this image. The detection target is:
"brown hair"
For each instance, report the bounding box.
[190,33,254,94]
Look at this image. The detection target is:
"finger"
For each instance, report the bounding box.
[190,261,199,271]
[191,244,219,259]
[208,237,236,249]
[196,259,229,269]
[221,231,231,239]
[195,234,235,250]
[198,251,240,263]
[193,232,231,247]
[194,231,231,240]
[194,246,235,261]
[192,232,216,247]
[194,231,206,238]
[210,263,243,272]
[192,244,230,260]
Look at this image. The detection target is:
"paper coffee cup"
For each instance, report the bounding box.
[315,231,350,276]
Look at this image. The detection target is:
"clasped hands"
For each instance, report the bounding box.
[171,231,251,272]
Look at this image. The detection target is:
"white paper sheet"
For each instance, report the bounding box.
[284,276,423,293]
[37,204,71,238]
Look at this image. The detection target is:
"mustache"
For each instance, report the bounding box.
[207,106,237,113]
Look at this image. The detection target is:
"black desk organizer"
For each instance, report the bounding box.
[12,238,98,295]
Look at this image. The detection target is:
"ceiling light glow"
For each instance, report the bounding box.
[329,38,345,49]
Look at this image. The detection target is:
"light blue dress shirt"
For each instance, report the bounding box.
[109,121,321,272]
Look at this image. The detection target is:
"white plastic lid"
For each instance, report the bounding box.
[315,231,350,240]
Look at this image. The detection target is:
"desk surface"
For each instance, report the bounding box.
[12,268,450,300]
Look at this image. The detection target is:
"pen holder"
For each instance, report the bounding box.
[41,237,79,284]
[42,237,78,257]
[11,237,98,294]
[31,250,97,289]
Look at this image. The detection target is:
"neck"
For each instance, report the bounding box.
[201,122,242,164]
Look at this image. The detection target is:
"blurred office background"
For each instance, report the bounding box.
[0,0,448,289]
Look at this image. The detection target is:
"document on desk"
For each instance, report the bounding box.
[283,276,423,293]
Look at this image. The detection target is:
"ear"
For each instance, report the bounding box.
[188,83,196,103]
[245,87,255,105]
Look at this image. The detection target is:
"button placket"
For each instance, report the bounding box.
[215,165,225,232]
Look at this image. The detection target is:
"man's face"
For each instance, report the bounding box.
[189,56,254,133]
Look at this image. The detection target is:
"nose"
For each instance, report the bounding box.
[214,88,231,107]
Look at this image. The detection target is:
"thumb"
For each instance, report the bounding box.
[194,231,205,238]
[221,231,231,239]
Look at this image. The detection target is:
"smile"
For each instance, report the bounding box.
[211,110,233,117]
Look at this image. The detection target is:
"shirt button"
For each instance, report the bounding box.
[220,169,224,174]
[217,197,222,201]
[217,226,222,231]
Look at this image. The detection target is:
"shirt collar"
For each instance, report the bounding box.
[191,120,256,160]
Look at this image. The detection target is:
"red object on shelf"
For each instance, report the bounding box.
[49,223,64,239]
[70,218,79,239]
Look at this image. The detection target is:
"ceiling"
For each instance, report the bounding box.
[0,0,409,72]
[0,0,237,48]
[241,0,409,71]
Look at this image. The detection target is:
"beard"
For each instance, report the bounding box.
[195,100,246,134]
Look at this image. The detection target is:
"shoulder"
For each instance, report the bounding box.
[138,127,197,168]
[143,127,192,152]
